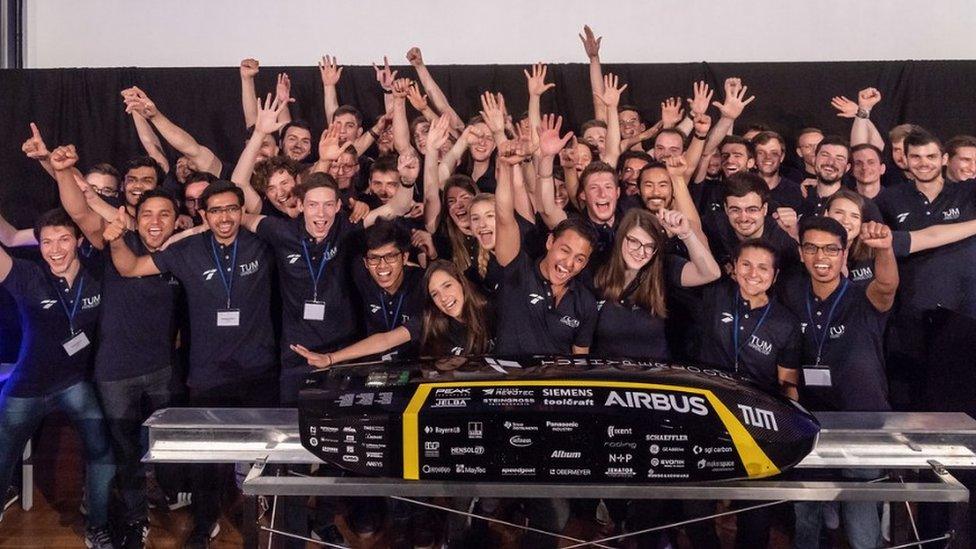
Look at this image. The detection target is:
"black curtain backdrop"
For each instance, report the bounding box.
[1,59,975,359]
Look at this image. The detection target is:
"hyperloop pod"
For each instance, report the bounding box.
[298,356,820,482]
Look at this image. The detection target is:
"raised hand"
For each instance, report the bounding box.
[594,73,627,109]
[524,63,555,97]
[255,94,289,135]
[103,206,129,243]
[712,77,755,120]
[693,112,713,136]
[559,137,579,168]
[830,95,858,118]
[536,114,574,158]
[658,209,691,238]
[665,155,688,180]
[772,207,799,240]
[122,87,159,119]
[687,81,714,117]
[240,58,259,79]
[22,122,50,160]
[860,221,893,249]
[425,115,452,155]
[275,73,293,105]
[406,47,424,67]
[411,228,437,257]
[579,25,602,59]
[660,97,685,128]
[858,87,882,111]
[49,144,79,171]
[318,55,343,86]
[479,92,506,134]
[406,82,429,111]
[318,124,342,162]
[391,78,413,99]
[373,56,398,91]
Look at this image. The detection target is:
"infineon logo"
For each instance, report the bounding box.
[509,436,532,448]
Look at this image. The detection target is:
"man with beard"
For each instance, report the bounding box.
[945,135,976,183]
[49,143,184,547]
[797,136,882,221]
[106,181,277,547]
[279,120,313,164]
[753,131,804,210]
[697,135,755,214]
[617,150,653,198]
[703,172,799,275]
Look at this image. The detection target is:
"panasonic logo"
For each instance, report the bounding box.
[550,450,581,459]
[605,391,709,416]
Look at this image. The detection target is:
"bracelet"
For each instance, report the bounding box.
[368,128,379,139]
[538,173,554,178]
[693,133,707,140]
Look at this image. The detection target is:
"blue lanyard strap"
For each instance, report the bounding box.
[209,236,239,308]
[301,239,331,301]
[732,290,772,371]
[379,291,406,331]
[55,275,85,335]
[805,278,850,365]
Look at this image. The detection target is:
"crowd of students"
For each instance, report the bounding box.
[2,23,976,549]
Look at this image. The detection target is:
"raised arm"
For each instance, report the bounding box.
[861,221,899,312]
[363,177,415,227]
[423,115,452,233]
[0,208,36,248]
[407,47,464,132]
[683,113,712,179]
[390,78,416,155]
[130,112,170,174]
[318,54,343,125]
[405,81,437,123]
[494,142,530,267]
[525,63,555,145]
[909,218,976,253]
[479,91,509,147]
[21,123,55,178]
[231,95,289,214]
[310,124,342,176]
[682,81,714,147]
[579,25,606,121]
[533,115,573,230]
[854,88,885,150]
[239,58,260,129]
[594,73,627,166]
[665,156,704,235]
[122,86,222,177]
[49,145,106,248]
[700,78,755,169]
[659,209,721,286]
[104,207,162,277]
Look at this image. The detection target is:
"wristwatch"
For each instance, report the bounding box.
[855,108,870,119]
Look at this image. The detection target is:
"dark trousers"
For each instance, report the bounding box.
[96,366,173,523]
[187,373,278,530]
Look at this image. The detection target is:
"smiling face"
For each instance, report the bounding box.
[619,109,643,139]
[468,122,495,162]
[814,144,850,185]
[446,186,474,231]
[725,192,767,239]
[183,181,209,220]
[797,131,823,169]
[428,269,466,320]
[721,143,754,178]
[907,142,947,184]
[620,157,649,195]
[39,225,81,276]
[328,151,359,188]
[581,171,619,224]
[574,142,593,174]
[621,226,656,271]
[364,242,407,293]
[124,166,159,208]
[583,126,607,155]
[256,133,279,163]
[754,139,784,177]
[266,169,298,211]
[852,148,886,185]
[554,178,569,210]
[202,191,243,242]
[638,166,673,213]
[333,113,362,145]
[653,133,684,161]
[468,199,496,250]
[733,246,777,299]
[948,146,976,182]
[801,229,846,284]
[302,186,341,241]
[282,126,312,162]
[826,197,862,247]
[136,196,177,251]
[413,121,431,151]
[369,169,400,205]
[542,230,592,286]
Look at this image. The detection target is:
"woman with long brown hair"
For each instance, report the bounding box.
[591,208,720,358]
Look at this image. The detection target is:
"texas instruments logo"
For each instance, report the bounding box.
[528,293,545,305]
[286,253,302,264]
[40,299,57,309]
[202,268,217,280]
[896,212,910,224]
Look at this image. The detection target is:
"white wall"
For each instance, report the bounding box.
[24,0,976,68]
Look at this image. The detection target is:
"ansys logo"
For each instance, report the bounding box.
[202,268,217,280]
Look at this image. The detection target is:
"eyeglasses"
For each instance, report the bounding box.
[624,235,656,257]
[801,243,844,257]
[206,205,241,215]
[92,187,118,198]
[365,251,403,266]
[727,206,763,216]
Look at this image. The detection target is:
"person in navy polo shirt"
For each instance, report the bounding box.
[105,180,276,547]
[796,135,882,221]
[781,216,898,549]
[0,209,114,548]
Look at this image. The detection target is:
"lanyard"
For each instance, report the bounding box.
[209,236,239,308]
[732,292,772,371]
[379,292,406,331]
[301,239,332,301]
[805,278,850,365]
[54,275,85,335]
